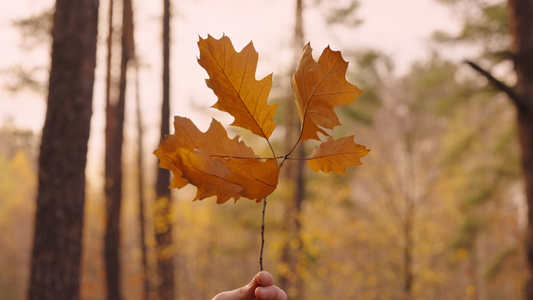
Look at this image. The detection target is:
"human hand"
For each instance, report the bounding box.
[211,271,287,300]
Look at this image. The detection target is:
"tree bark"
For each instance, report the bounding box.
[507,0,533,298]
[28,0,99,299]
[154,0,175,299]
[104,0,134,298]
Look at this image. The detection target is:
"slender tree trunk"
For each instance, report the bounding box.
[507,1,533,298]
[104,0,133,298]
[154,0,175,299]
[402,205,414,300]
[280,0,305,299]
[28,0,99,299]
[520,109,533,299]
[103,0,117,296]
[104,0,114,118]
[134,39,150,300]
[402,144,416,300]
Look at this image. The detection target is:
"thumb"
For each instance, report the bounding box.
[212,273,260,300]
[234,273,261,300]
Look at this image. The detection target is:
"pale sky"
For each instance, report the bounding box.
[0,0,460,171]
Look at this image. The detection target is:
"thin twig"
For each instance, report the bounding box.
[259,196,267,271]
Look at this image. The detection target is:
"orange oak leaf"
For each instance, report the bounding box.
[176,148,243,203]
[174,149,279,203]
[307,135,370,174]
[223,158,279,202]
[154,116,280,203]
[291,43,362,141]
[169,116,257,158]
[198,35,278,139]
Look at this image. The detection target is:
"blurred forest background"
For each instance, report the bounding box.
[1,0,533,299]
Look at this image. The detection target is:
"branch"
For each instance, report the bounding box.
[259,197,267,271]
[464,60,523,108]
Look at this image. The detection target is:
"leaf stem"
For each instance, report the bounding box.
[281,136,302,167]
[259,196,267,271]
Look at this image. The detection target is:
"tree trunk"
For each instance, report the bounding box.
[28,0,99,299]
[103,0,118,297]
[104,0,134,298]
[402,206,414,300]
[507,0,533,298]
[154,0,175,299]
[520,109,533,299]
[133,31,150,300]
[136,72,150,300]
[280,0,305,299]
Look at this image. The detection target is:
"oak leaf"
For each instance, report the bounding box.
[291,43,362,141]
[176,148,243,203]
[155,35,369,203]
[198,35,278,139]
[307,135,370,174]
[154,116,280,203]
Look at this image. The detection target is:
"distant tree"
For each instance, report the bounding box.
[134,56,150,300]
[506,1,533,297]
[130,10,150,300]
[154,0,175,299]
[103,0,134,298]
[2,9,52,95]
[436,0,533,297]
[278,0,304,298]
[279,2,361,298]
[28,0,99,299]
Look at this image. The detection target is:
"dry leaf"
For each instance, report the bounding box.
[198,35,278,139]
[154,116,280,203]
[155,35,368,203]
[291,44,362,141]
[307,135,370,174]
[176,148,243,203]
[169,116,257,158]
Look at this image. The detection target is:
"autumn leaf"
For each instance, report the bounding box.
[291,43,362,141]
[168,116,257,158]
[154,116,280,203]
[198,35,278,140]
[223,158,279,201]
[176,148,243,203]
[155,35,369,204]
[307,135,370,174]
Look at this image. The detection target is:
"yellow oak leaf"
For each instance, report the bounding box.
[198,35,278,139]
[291,44,362,141]
[307,135,370,174]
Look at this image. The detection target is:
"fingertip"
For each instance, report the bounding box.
[256,286,287,300]
[257,271,274,286]
[255,287,267,299]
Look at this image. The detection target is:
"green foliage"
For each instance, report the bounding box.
[433,0,510,62]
